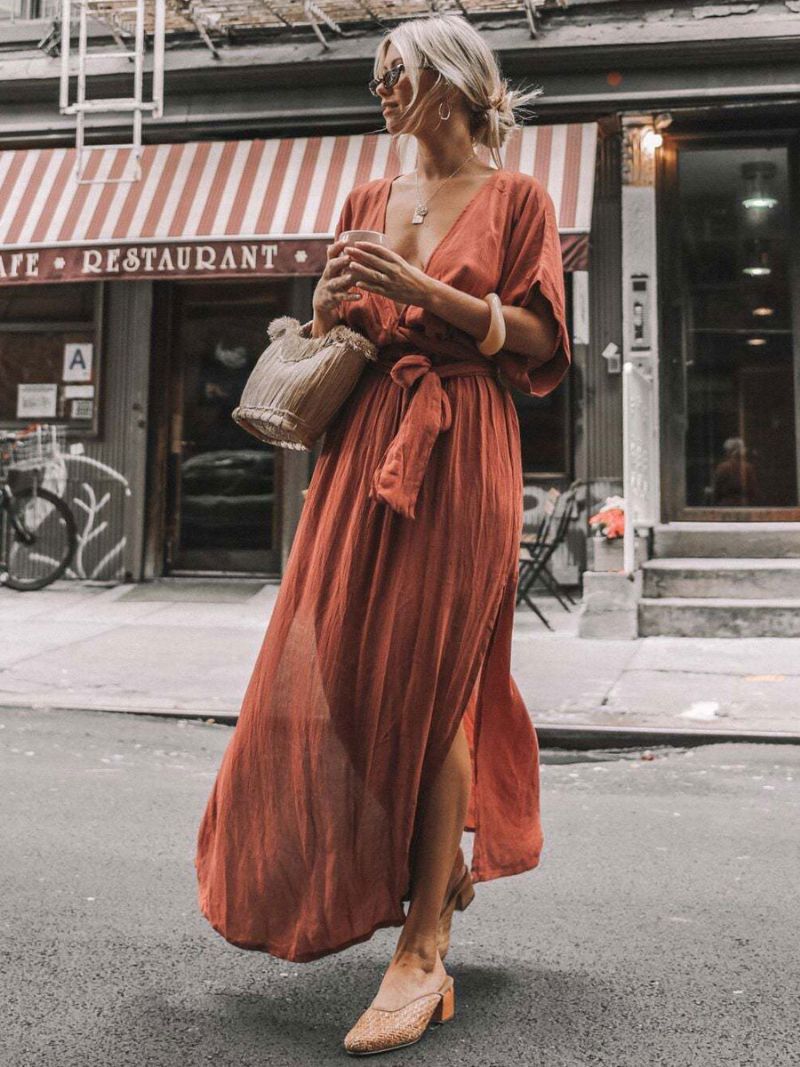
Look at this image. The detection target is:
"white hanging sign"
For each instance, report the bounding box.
[571,270,590,345]
[64,384,95,399]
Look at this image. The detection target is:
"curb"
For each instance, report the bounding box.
[534,722,800,748]
[4,701,800,748]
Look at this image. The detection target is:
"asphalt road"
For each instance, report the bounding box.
[2,707,798,1067]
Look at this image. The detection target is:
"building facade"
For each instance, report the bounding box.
[2,1,799,624]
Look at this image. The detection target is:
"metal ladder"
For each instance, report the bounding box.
[59,0,165,183]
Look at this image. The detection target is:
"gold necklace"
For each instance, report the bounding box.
[412,152,476,225]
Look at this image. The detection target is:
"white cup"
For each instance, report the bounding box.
[339,230,389,300]
[340,229,389,247]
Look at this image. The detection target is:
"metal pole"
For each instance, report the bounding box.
[152,0,165,119]
[59,0,71,112]
[133,0,144,110]
[75,0,88,176]
[622,361,635,576]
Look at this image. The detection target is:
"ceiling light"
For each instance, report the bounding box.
[741,161,778,210]
[747,337,767,346]
[742,242,772,277]
[752,306,774,317]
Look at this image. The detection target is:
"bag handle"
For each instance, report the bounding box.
[267,316,378,363]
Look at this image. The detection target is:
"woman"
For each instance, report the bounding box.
[195,12,571,1056]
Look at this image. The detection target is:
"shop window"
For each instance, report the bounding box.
[513,386,571,476]
[0,283,102,436]
[3,0,60,17]
[512,280,573,477]
[166,280,292,574]
[674,144,798,509]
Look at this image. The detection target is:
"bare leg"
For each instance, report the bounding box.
[369,719,472,1010]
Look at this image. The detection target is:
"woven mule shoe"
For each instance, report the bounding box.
[437,862,475,961]
[343,974,455,1056]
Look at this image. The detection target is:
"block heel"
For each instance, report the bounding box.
[432,977,455,1023]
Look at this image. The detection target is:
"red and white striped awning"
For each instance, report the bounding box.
[0,125,596,286]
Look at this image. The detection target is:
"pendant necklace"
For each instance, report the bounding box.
[412,152,476,225]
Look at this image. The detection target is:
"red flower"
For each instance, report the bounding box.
[588,506,625,540]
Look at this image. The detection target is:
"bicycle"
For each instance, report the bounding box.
[0,425,78,591]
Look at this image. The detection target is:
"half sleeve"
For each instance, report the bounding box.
[494,179,572,397]
[334,190,355,241]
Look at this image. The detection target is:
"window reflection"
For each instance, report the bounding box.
[678,145,798,507]
[173,282,290,565]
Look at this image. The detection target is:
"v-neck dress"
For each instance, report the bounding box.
[194,168,572,963]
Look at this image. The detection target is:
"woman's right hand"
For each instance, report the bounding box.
[312,238,362,336]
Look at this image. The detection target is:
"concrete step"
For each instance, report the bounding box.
[642,557,800,599]
[653,522,800,559]
[638,596,800,638]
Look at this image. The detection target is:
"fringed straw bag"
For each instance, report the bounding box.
[232,316,378,450]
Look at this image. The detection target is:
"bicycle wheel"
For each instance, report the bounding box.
[2,487,78,591]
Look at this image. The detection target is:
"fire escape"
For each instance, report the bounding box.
[54,0,558,182]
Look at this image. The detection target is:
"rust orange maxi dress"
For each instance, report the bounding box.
[195,168,572,963]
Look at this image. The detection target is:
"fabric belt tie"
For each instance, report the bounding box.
[369,353,498,520]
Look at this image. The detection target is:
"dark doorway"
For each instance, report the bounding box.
[660,137,800,520]
[164,280,292,574]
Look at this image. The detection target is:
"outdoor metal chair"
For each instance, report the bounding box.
[517,483,581,626]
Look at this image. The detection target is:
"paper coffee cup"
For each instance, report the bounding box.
[340,229,388,246]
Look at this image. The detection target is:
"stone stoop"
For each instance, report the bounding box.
[652,522,800,558]
[638,524,800,637]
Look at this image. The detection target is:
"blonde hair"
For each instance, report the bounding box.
[374,13,542,169]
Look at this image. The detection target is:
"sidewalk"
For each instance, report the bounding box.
[1,578,799,745]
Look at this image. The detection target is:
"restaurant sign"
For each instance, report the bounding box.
[0,240,329,285]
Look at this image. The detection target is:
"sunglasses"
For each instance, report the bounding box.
[368,63,406,97]
[368,62,434,97]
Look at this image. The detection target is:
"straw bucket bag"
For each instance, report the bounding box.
[232,316,378,450]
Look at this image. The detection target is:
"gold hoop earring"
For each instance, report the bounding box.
[438,99,451,121]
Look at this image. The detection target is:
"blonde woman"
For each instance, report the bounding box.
[195,12,571,1056]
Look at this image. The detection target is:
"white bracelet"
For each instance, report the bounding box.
[477,293,506,356]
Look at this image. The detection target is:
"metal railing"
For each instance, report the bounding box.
[622,354,658,576]
[59,0,165,182]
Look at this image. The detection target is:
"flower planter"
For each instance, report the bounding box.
[588,537,622,572]
[587,534,646,572]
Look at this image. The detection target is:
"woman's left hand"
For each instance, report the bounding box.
[344,242,434,308]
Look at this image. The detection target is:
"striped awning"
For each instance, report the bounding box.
[0,125,597,286]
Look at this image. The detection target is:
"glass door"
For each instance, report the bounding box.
[166,280,292,574]
[660,138,800,520]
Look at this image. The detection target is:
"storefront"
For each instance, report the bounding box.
[658,132,800,521]
[610,113,800,543]
[0,125,598,580]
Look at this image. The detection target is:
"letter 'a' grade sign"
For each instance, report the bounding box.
[60,342,97,426]
[63,343,93,382]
